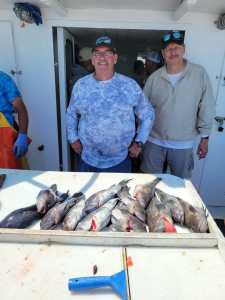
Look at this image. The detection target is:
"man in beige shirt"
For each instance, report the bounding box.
[141,30,215,178]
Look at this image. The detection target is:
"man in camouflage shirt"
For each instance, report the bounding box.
[66,36,155,172]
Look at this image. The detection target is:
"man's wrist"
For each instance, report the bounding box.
[201,136,209,140]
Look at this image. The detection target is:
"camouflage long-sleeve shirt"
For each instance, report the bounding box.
[67,73,154,168]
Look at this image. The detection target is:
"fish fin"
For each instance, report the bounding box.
[50,184,57,192]
[152,177,162,185]
[201,203,209,219]
[72,191,84,198]
[119,178,133,186]
[155,191,161,202]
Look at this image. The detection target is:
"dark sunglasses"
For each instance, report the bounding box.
[162,31,183,42]
[96,36,112,46]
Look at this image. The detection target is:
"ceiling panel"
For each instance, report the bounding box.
[0,0,224,14]
[64,0,178,11]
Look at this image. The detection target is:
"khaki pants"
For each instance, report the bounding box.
[140,141,194,179]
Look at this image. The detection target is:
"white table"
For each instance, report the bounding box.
[0,169,225,300]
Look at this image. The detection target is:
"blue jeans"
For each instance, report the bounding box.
[78,156,132,173]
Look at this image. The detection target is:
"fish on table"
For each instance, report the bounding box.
[36,184,59,214]
[117,186,146,222]
[0,176,209,234]
[40,192,84,230]
[133,177,161,209]
[76,198,118,232]
[155,188,185,225]
[36,184,70,215]
[179,198,209,233]
[153,188,208,233]
[84,179,131,213]
[63,197,86,231]
[146,195,176,233]
[0,204,41,229]
[111,207,147,232]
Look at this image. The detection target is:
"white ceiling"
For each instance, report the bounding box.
[64,0,179,11]
[0,0,225,14]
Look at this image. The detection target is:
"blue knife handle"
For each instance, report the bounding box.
[68,275,111,291]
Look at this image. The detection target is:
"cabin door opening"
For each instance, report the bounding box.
[54,27,209,193]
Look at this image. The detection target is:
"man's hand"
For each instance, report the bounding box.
[13,133,29,158]
[71,140,82,154]
[197,138,209,159]
[129,142,142,158]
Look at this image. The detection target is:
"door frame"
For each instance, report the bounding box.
[56,27,75,171]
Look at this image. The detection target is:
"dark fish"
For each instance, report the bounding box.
[117,186,146,222]
[53,192,83,224]
[111,207,147,232]
[40,193,84,230]
[155,189,184,225]
[36,184,58,214]
[0,174,6,189]
[36,186,69,215]
[0,205,41,229]
[85,179,131,213]
[146,196,176,232]
[179,199,209,233]
[76,198,118,231]
[40,202,62,230]
[63,197,86,231]
[133,177,161,208]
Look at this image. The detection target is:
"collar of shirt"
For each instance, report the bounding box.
[160,59,191,82]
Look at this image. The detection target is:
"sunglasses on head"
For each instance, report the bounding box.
[96,36,112,46]
[162,31,183,43]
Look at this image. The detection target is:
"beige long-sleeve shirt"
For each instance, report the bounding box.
[144,61,215,141]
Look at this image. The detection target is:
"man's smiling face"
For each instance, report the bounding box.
[92,46,118,78]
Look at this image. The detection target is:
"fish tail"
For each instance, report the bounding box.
[152,177,162,186]
[118,178,132,187]
[50,184,57,192]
